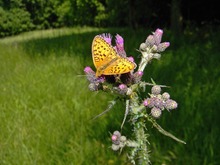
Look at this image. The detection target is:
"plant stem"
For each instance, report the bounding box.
[130,94,150,165]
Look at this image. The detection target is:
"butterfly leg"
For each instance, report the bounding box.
[121,99,130,129]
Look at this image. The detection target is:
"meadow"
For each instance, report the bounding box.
[0,27,219,165]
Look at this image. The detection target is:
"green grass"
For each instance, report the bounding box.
[0,27,219,165]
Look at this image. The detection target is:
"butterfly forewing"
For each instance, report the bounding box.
[92,36,118,69]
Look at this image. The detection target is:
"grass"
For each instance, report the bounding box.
[0,27,219,165]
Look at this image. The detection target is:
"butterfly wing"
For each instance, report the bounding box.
[92,36,118,69]
[102,57,136,75]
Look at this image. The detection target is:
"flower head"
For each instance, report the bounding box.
[115,34,127,57]
[100,33,112,44]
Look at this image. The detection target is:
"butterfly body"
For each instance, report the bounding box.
[92,36,136,77]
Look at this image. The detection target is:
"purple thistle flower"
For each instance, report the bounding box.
[115,34,127,57]
[84,66,105,84]
[100,33,112,44]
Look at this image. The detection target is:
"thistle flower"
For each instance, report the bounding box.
[117,84,128,95]
[115,34,126,57]
[133,71,143,83]
[141,28,170,54]
[100,33,112,44]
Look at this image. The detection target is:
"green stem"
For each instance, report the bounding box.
[130,95,150,165]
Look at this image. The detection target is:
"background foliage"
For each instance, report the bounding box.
[0,0,219,37]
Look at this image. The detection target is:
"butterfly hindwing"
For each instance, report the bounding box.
[103,58,136,75]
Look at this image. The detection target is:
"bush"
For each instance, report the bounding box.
[0,7,33,37]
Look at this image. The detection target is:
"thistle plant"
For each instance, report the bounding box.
[84,29,186,164]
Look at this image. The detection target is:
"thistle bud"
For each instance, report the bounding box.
[133,71,143,83]
[151,107,162,118]
[162,92,170,101]
[154,28,163,45]
[140,43,147,51]
[88,83,99,91]
[143,98,150,107]
[111,144,120,151]
[120,136,127,142]
[153,53,161,60]
[145,35,155,47]
[151,85,161,95]
[165,99,178,110]
[118,84,128,94]
[157,42,170,52]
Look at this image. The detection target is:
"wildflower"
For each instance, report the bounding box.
[162,92,170,100]
[88,83,99,91]
[115,34,126,57]
[145,35,155,47]
[143,98,150,107]
[112,144,120,151]
[112,131,121,145]
[151,85,161,95]
[154,28,163,45]
[100,33,112,44]
[117,84,128,95]
[133,71,143,83]
[165,99,178,110]
[157,42,170,52]
[151,107,162,118]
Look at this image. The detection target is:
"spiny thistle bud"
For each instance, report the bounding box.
[145,35,155,47]
[162,92,170,101]
[152,97,164,109]
[111,144,120,151]
[118,84,128,94]
[154,28,163,45]
[112,131,121,145]
[153,53,161,60]
[140,43,147,51]
[165,99,178,110]
[151,107,162,118]
[157,42,170,52]
[88,83,99,91]
[143,98,150,107]
[120,136,127,142]
[84,66,96,82]
[133,71,143,83]
[151,85,161,95]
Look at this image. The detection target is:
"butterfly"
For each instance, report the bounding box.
[92,36,136,77]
